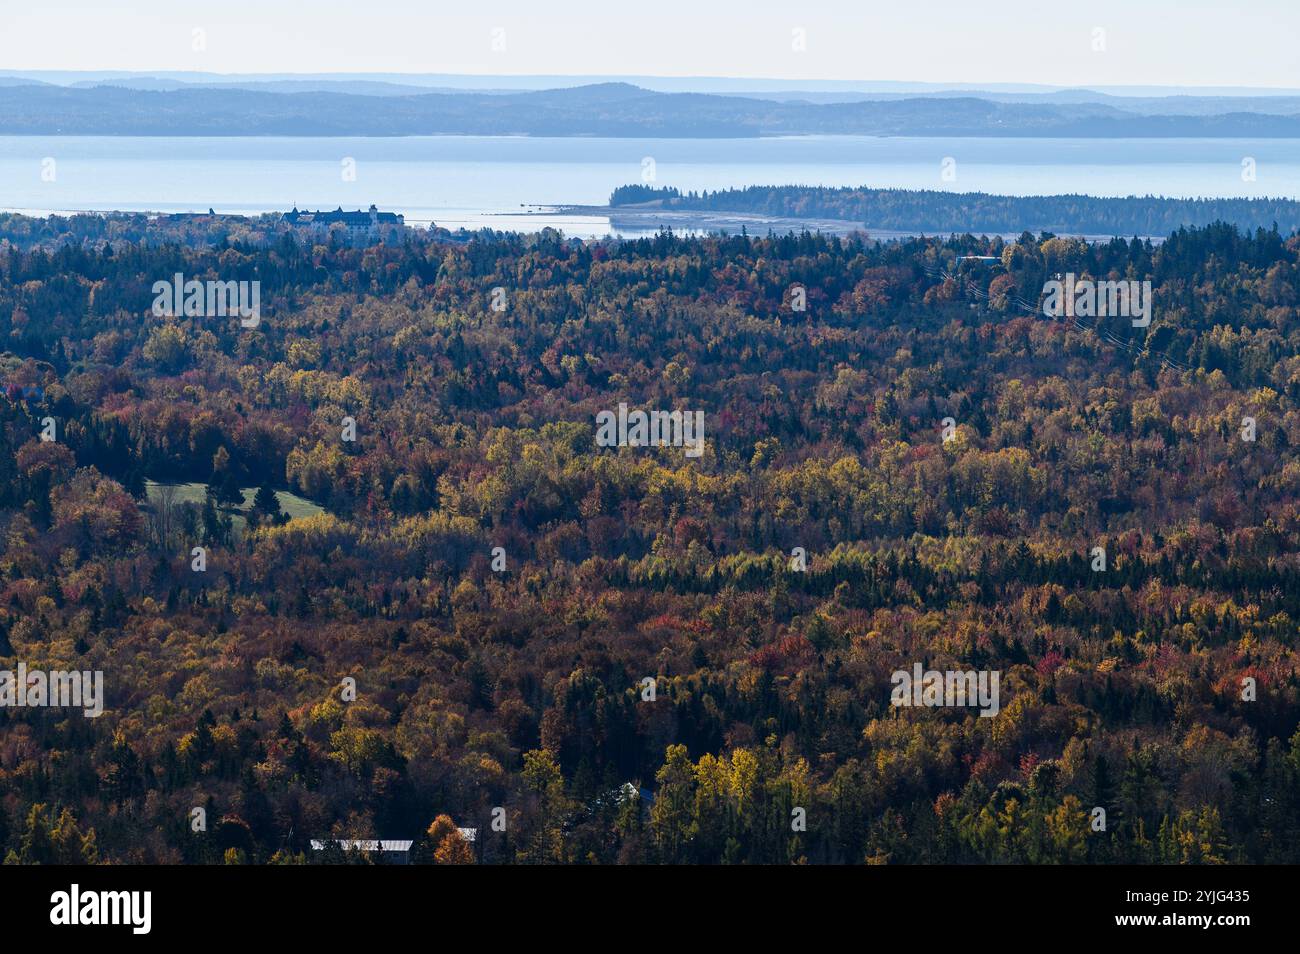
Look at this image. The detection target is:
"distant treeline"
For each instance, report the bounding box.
[9,84,1300,138]
[609,184,1300,236]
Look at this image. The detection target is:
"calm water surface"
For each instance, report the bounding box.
[2,135,1295,237]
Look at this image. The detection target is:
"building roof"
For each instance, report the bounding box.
[282,205,404,227]
[310,839,414,852]
[309,829,476,850]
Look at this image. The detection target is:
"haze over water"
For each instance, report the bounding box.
[3,134,1296,238]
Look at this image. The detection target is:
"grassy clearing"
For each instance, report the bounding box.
[145,481,326,538]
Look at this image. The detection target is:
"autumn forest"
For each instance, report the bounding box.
[0,216,1298,865]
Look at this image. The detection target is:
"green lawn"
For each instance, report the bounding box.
[145,481,326,537]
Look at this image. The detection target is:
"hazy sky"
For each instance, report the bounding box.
[1,0,1295,88]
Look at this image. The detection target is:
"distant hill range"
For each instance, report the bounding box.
[609,184,1300,236]
[4,81,1300,137]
